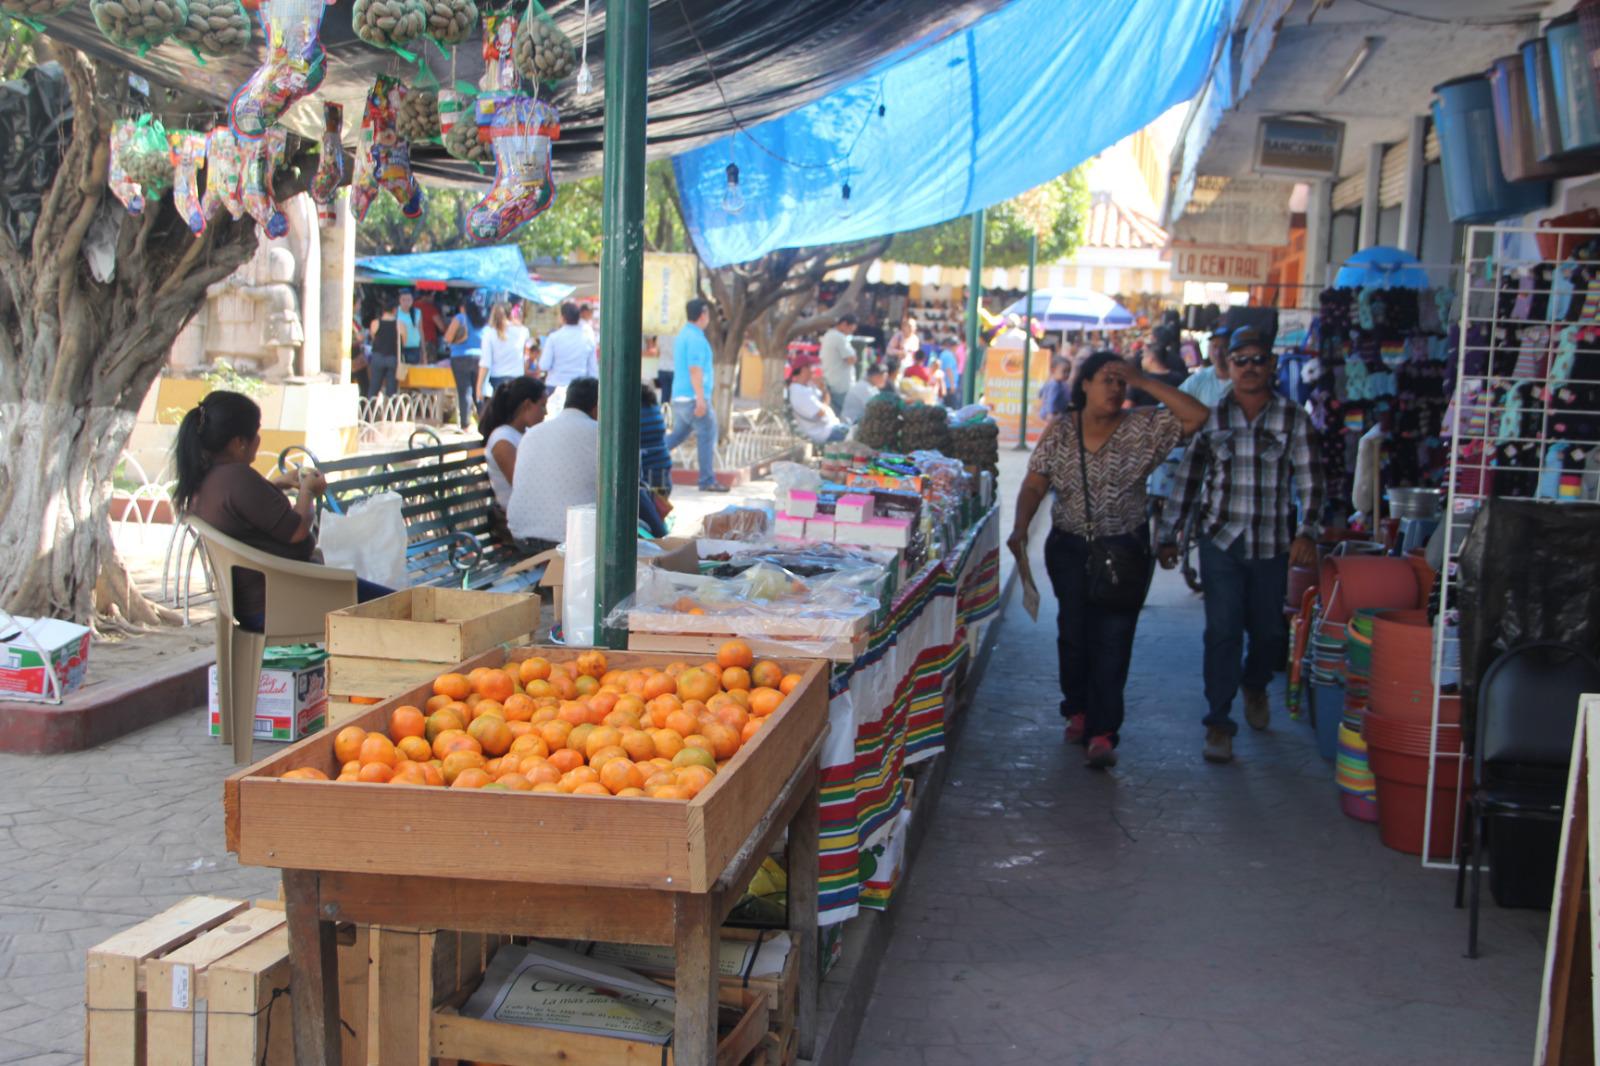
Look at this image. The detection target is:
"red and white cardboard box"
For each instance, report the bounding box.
[0,617,91,700]
[207,659,328,742]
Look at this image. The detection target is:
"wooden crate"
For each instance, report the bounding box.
[325,588,538,664]
[589,928,797,1035]
[430,983,770,1066]
[365,927,509,1066]
[225,647,831,895]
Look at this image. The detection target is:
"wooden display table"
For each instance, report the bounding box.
[225,647,827,1066]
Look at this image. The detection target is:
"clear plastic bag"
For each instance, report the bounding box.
[175,0,250,56]
[308,102,345,225]
[351,75,423,222]
[241,126,288,238]
[512,0,574,83]
[227,0,326,140]
[466,94,557,242]
[771,461,822,496]
[92,0,189,52]
[108,116,171,215]
[395,84,440,143]
[166,129,208,235]
[442,91,493,163]
[422,0,475,45]
[201,126,245,219]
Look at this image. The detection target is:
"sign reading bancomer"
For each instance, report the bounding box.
[1169,243,1271,286]
[1255,117,1344,178]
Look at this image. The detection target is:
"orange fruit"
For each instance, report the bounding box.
[475,669,515,703]
[711,702,749,733]
[357,762,394,784]
[529,705,559,726]
[425,693,452,714]
[674,764,715,798]
[538,719,574,750]
[719,667,752,692]
[434,673,472,700]
[749,688,784,717]
[497,772,534,791]
[584,726,622,759]
[717,640,754,670]
[568,722,598,755]
[575,650,609,678]
[574,676,600,698]
[558,766,601,793]
[524,679,556,700]
[547,673,578,700]
[614,694,647,718]
[615,787,647,798]
[473,699,506,720]
[647,785,689,800]
[467,666,493,689]
[673,746,717,771]
[425,710,464,744]
[572,782,611,796]
[602,709,642,732]
[452,768,492,789]
[620,730,657,762]
[441,750,487,784]
[642,672,677,700]
[589,745,628,770]
[676,668,719,704]
[600,758,645,794]
[547,748,585,774]
[391,761,429,786]
[700,722,740,760]
[282,767,329,781]
[521,759,561,785]
[779,673,803,695]
[342,760,362,776]
[520,657,552,683]
[397,736,433,763]
[682,733,714,754]
[437,733,483,758]
[588,691,620,718]
[484,757,505,776]
[389,706,427,743]
[741,718,763,743]
[751,661,784,689]
[468,715,513,757]
[651,729,685,759]
[507,721,535,741]
[502,694,537,722]
[510,734,550,758]
[664,708,699,737]
[333,726,366,765]
[557,700,588,726]
[358,733,398,767]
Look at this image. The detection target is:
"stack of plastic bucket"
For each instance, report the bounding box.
[1307,615,1347,761]
[1432,74,1552,223]
[1335,610,1380,821]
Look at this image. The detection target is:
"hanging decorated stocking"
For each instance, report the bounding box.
[228,0,327,140]
[167,130,209,235]
[467,94,557,242]
[202,126,246,220]
[309,102,346,226]
[351,75,424,222]
[242,127,289,238]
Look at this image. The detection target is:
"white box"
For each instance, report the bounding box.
[0,617,91,700]
[775,513,808,539]
[207,650,328,742]
[806,517,837,541]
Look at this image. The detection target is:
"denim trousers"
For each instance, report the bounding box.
[665,397,719,489]
[1043,528,1152,747]
[449,357,480,426]
[1198,536,1289,736]
[366,354,398,398]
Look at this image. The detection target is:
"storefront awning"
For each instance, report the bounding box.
[356,246,574,305]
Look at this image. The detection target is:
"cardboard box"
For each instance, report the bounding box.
[834,494,873,524]
[0,616,92,700]
[806,517,836,541]
[774,514,808,540]
[784,490,818,519]
[208,645,328,742]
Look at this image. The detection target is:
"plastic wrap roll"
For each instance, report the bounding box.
[563,503,596,645]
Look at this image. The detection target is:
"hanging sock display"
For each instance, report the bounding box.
[201,126,246,220]
[309,102,346,226]
[351,75,424,222]
[467,94,557,242]
[241,127,289,238]
[228,0,326,140]
[108,116,172,215]
[167,129,209,235]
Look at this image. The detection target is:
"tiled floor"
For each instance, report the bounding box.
[852,564,1547,1066]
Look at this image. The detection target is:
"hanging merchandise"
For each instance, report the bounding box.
[108,116,172,215]
[437,84,471,136]
[1,0,74,20]
[175,0,251,57]
[308,102,346,226]
[512,0,575,84]
[167,129,209,235]
[466,94,556,242]
[241,126,289,238]
[91,0,189,53]
[422,0,475,46]
[480,10,517,91]
[201,125,245,219]
[351,74,424,221]
[228,0,326,140]
[396,84,440,143]
[442,89,493,163]
[351,0,425,51]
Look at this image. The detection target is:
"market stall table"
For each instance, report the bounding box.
[224,647,828,1066]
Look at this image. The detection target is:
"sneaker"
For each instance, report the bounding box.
[1064,713,1086,745]
[1244,688,1270,731]
[1203,728,1234,764]
[1085,736,1118,769]
[700,483,731,493]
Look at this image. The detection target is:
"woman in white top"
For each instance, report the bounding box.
[787,362,849,445]
[476,376,549,509]
[476,301,532,397]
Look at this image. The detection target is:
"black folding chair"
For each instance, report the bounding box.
[1455,641,1600,958]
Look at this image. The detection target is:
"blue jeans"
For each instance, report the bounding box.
[450,357,480,427]
[1043,529,1151,747]
[665,397,718,489]
[367,354,398,398]
[1199,537,1289,736]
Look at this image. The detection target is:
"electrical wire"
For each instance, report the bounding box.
[1344,0,1538,27]
[670,0,881,173]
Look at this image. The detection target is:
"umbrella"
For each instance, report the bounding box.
[999,288,1135,331]
[1334,246,1432,289]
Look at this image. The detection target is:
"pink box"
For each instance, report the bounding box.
[835,493,874,524]
[784,490,818,519]
[806,517,837,541]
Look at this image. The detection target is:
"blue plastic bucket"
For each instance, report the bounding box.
[1547,15,1600,155]
[1432,75,1552,224]
[1488,54,1587,180]
[1312,682,1343,761]
[1523,36,1566,161]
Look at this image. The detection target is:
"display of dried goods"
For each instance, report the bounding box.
[898,403,950,454]
[443,99,493,162]
[423,0,475,44]
[946,420,1000,479]
[352,0,425,49]
[92,0,190,51]
[1,0,74,19]
[174,0,251,56]
[396,87,440,142]
[856,393,902,451]
[512,5,576,82]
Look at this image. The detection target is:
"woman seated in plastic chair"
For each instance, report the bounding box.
[173,390,392,631]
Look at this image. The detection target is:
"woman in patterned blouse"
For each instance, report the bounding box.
[1008,352,1210,768]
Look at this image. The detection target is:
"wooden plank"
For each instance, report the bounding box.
[336,924,370,1066]
[1537,699,1596,1066]
[326,589,538,663]
[328,656,448,701]
[204,927,294,1066]
[145,906,286,1066]
[316,871,677,945]
[675,892,721,1066]
[85,896,249,1066]
[284,870,342,1066]
[786,777,821,1061]
[373,928,429,1066]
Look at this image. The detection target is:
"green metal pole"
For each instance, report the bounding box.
[594,0,649,649]
[1014,233,1037,450]
[962,209,986,406]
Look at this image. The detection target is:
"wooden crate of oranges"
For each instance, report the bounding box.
[224,640,825,1066]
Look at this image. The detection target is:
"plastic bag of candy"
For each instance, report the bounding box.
[201,126,245,219]
[108,115,171,215]
[228,0,326,140]
[309,102,345,225]
[242,126,288,238]
[167,129,208,234]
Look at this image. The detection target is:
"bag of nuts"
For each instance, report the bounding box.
[174,0,251,57]
[511,0,575,84]
[443,92,493,164]
[422,0,475,46]
[92,0,190,52]
[352,0,426,50]
[395,85,440,144]
[0,0,76,21]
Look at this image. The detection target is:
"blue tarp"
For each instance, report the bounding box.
[673,0,1237,268]
[355,246,575,306]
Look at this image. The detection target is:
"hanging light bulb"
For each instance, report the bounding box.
[835,179,854,221]
[722,162,745,215]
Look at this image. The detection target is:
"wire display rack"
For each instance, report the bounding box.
[1424,223,1600,868]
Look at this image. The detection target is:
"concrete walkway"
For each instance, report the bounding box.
[852,560,1547,1064]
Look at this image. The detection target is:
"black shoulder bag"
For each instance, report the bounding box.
[1076,415,1151,613]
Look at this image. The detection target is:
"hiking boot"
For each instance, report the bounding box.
[1203,728,1234,764]
[1085,735,1118,769]
[1064,713,1086,745]
[1243,688,1270,731]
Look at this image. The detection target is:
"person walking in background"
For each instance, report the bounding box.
[414,291,445,361]
[1037,355,1072,427]
[539,301,599,412]
[640,382,673,495]
[819,313,859,413]
[366,304,401,398]
[444,299,488,428]
[842,362,889,424]
[350,315,371,398]
[394,289,423,370]
[1157,327,1325,765]
[477,302,530,400]
[885,313,920,374]
[665,298,729,493]
[506,376,601,554]
[1179,324,1233,407]
[1009,352,1210,768]
[937,337,962,408]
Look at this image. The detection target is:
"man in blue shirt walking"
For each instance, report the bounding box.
[665,298,729,493]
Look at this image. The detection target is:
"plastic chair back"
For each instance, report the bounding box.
[186,517,357,642]
[1476,641,1600,777]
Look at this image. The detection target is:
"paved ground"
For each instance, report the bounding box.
[853,550,1547,1065]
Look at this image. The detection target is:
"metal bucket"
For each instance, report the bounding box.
[1386,487,1442,520]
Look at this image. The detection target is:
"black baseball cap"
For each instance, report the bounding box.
[1228,326,1268,354]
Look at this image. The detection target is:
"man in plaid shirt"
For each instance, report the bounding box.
[1158,327,1325,764]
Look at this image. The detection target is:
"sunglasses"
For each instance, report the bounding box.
[1229,353,1271,367]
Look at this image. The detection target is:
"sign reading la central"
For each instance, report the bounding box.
[1168,243,1272,286]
